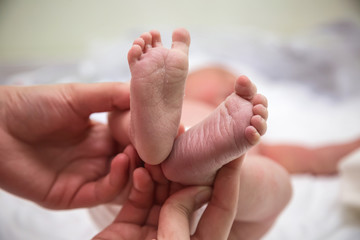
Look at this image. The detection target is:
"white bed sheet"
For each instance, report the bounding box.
[1,22,360,239]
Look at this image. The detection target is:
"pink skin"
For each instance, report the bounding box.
[111,29,267,186]
[257,138,360,175]
[185,66,236,107]
[109,75,267,186]
[128,28,190,165]
[0,83,134,209]
[93,152,243,240]
[161,75,268,185]
[104,29,290,239]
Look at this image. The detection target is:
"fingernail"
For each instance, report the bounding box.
[195,187,212,206]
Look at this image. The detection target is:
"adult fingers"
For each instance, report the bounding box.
[64,82,130,116]
[145,164,170,205]
[114,167,155,224]
[157,186,212,240]
[193,156,244,240]
[69,153,130,208]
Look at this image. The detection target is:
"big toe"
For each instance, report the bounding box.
[171,28,191,53]
[234,75,257,100]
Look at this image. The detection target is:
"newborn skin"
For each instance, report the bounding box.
[162,76,268,185]
[128,28,190,165]
[116,29,267,186]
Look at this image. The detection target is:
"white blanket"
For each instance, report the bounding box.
[339,149,360,210]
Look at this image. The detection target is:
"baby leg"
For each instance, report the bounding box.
[228,154,292,240]
[128,29,190,165]
[162,76,268,185]
[257,138,360,174]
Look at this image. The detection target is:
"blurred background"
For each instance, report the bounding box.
[0,0,359,64]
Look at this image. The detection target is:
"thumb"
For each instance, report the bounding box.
[157,186,212,240]
[65,82,130,116]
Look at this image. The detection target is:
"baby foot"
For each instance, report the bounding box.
[161,76,268,185]
[128,29,191,165]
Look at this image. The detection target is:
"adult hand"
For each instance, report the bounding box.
[0,83,134,209]
[93,156,243,240]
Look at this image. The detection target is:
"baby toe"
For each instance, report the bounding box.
[140,32,152,44]
[250,115,267,136]
[251,94,268,108]
[133,37,146,51]
[128,44,143,64]
[140,32,153,52]
[245,126,261,145]
[171,28,191,54]
[253,104,268,120]
[150,30,162,47]
[234,75,257,100]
